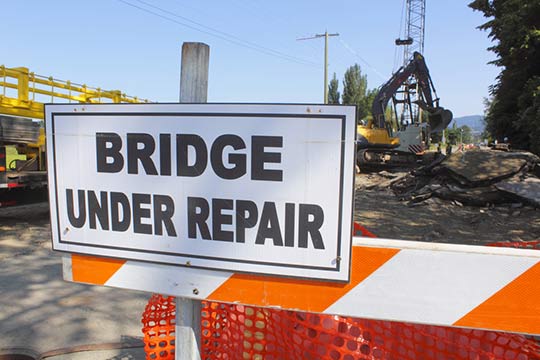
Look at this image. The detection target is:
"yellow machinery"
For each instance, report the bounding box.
[0,65,150,206]
[357,121,400,148]
[356,52,452,168]
[0,65,149,119]
[356,121,415,168]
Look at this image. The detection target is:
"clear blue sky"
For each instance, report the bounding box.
[2,0,498,117]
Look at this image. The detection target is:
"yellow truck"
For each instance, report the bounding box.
[0,65,148,206]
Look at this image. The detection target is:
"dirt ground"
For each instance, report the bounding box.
[1,172,537,254]
[0,203,148,359]
[0,203,51,261]
[353,171,540,245]
[0,176,538,356]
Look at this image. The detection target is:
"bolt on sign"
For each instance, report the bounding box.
[46,103,357,282]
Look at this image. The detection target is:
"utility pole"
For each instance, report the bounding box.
[297,31,339,104]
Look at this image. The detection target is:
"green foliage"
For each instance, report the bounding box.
[328,73,340,104]
[461,125,474,143]
[481,97,493,140]
[365,88,378,116]
[445,124,473,145]
[341,64,375,121]
[385,106,396,130]
[431,131,442,144]
[516,76,540,153]
[469,0,540,154]
[446,128,459,145]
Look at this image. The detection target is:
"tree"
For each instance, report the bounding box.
[445,123,473,145]
[515,76,540,153]
[446,122,459,145]
[431,131,442,144]
[365,88,378,118]
[328,73,340,104]
[469,0,540,154]
[341,64,374,121]
[480,97,493,142]
[461,125,473,144]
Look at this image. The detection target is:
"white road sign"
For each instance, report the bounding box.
[46,103,356,281]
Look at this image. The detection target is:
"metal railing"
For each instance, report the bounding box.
[0,65,151,119]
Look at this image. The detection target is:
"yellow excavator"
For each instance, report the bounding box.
[357,52,452,168]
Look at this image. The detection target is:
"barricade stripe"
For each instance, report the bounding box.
[106,259,233,297]
[67,246,540,335]
[72,254,126,285]
[323,249,537,326]
[207,246,400,312]
[454,261,540,334]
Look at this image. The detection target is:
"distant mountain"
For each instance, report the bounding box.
[452,115,484,134]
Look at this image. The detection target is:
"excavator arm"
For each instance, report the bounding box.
[371,52,452,133]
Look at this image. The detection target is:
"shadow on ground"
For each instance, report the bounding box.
[0,204,150,356]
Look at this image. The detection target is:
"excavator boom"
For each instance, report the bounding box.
[371,52,452,133]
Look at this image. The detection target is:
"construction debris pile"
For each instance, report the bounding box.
[390,150,540,207]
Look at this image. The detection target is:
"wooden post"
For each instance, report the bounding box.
[180,42,209,103]
[176,42,209,360]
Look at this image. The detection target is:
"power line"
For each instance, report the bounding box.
[338,39,388,81]
[117,0,319,67]
[134,0,317,65]
[224,0,323,61]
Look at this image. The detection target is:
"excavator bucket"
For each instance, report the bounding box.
[428,108,453,133]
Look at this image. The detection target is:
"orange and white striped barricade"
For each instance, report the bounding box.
[65,237,540,336]
[45,103,539,360]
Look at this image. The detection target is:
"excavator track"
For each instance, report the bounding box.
[357,148,419,169]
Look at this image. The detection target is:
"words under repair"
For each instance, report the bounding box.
[64,132,326,249]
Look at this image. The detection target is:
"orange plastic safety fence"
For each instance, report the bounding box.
[200,304,540,360]
[488,240,540,250]
[353,222,377,238]
[141,225,540,359]
[141,298,540,359]
[142,294,176,359]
